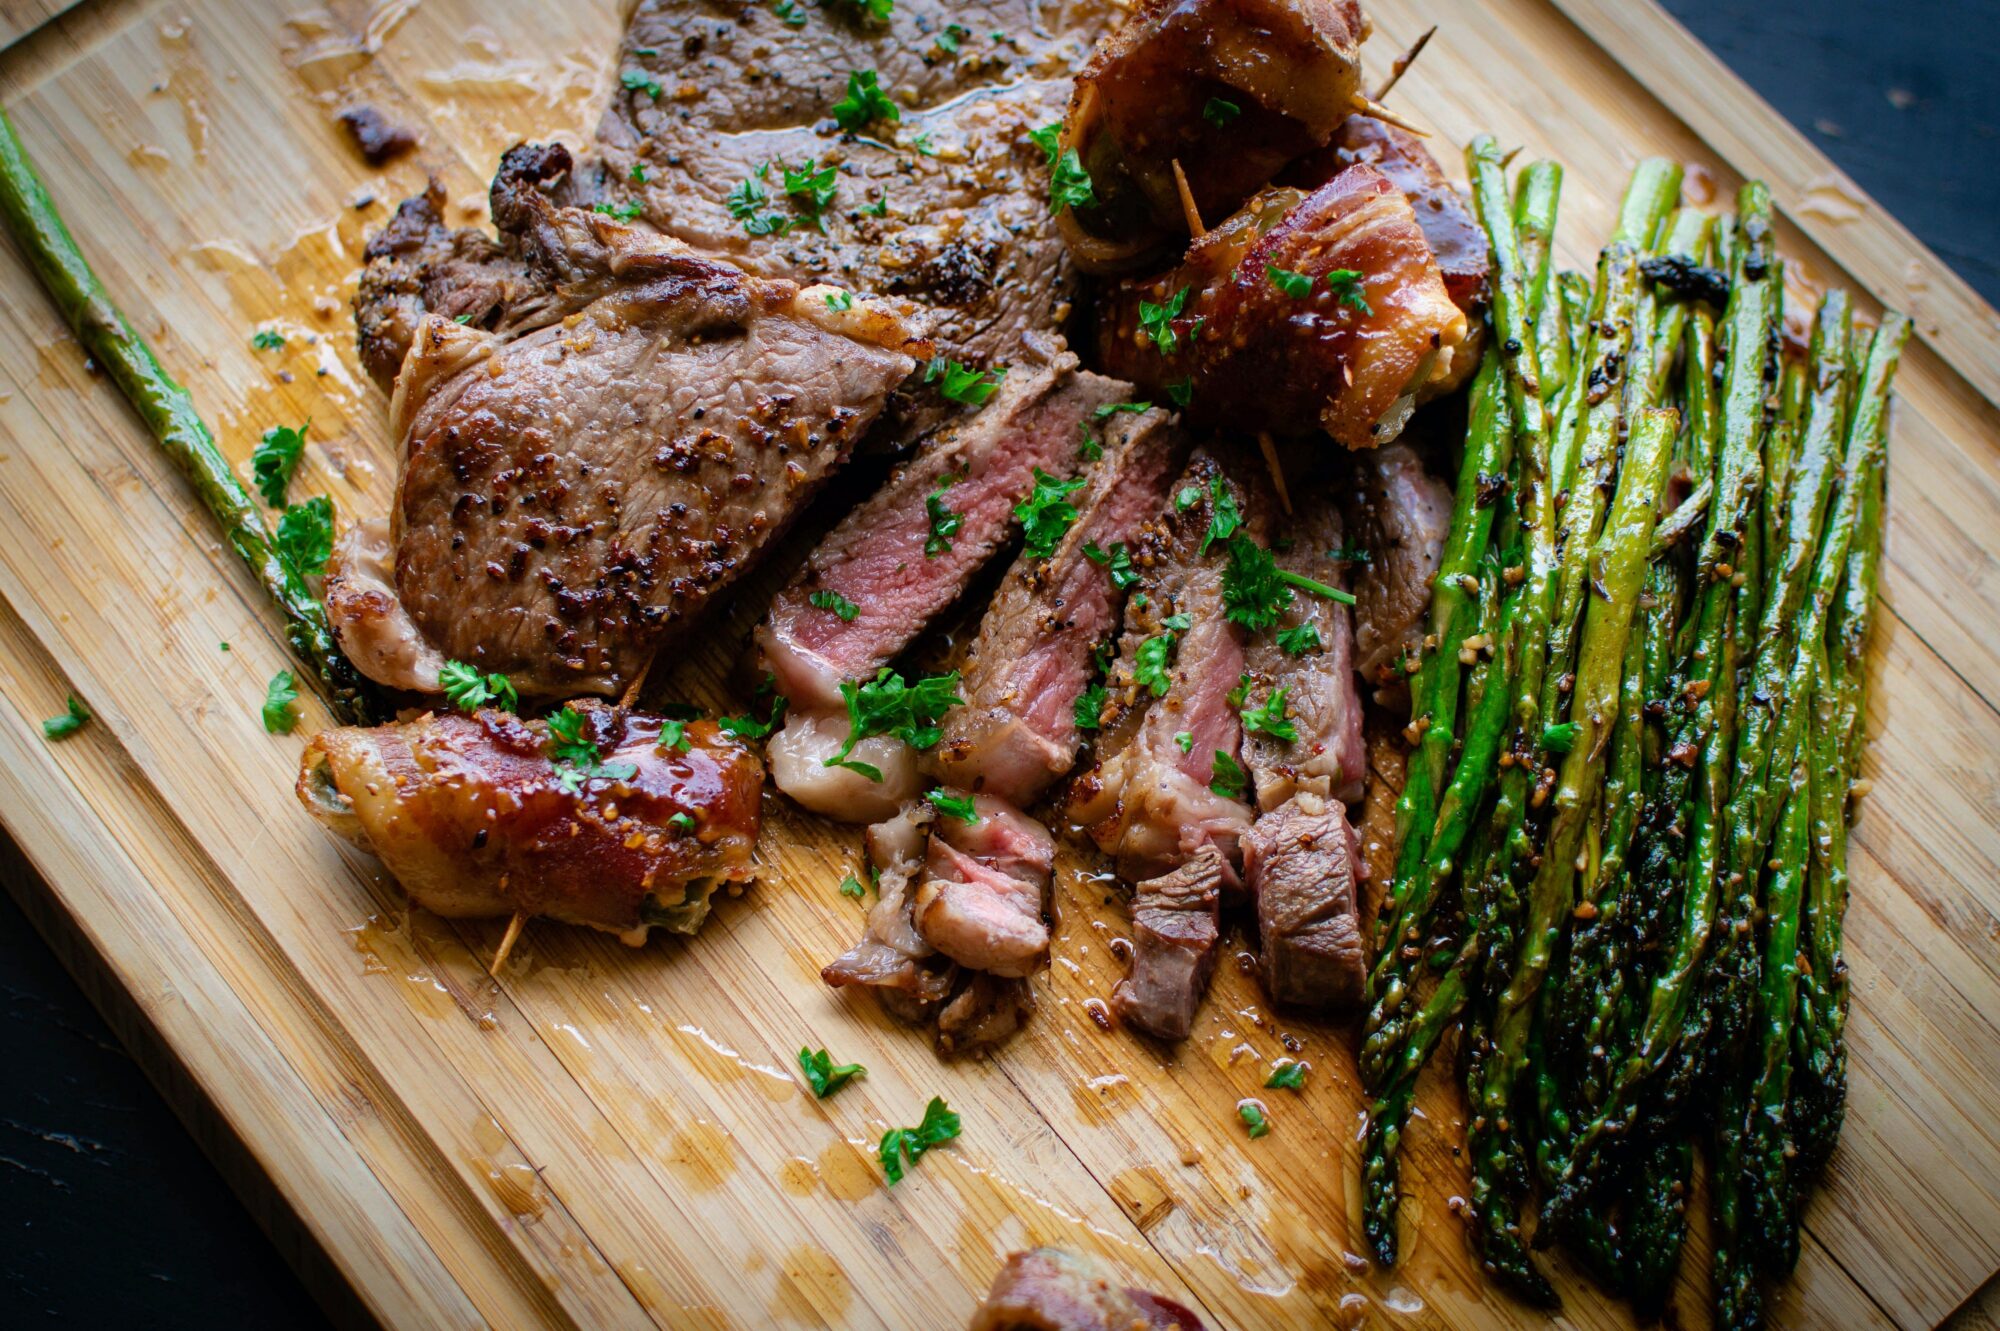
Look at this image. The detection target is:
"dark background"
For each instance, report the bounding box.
[2,2,1995,1327]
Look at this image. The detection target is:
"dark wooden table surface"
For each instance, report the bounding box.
[1,2,1994,1326]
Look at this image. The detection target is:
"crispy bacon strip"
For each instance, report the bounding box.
[297,704,761,942]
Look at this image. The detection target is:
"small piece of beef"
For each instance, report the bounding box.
[1065,451,1256,884]
[970,1248,1207,1331]
[1243,791,1364,1011]
[931,406,1185,804]
[823,805,958,1021]
[1238,497,1365,809]
[342,198,920,701]
[297,707,761,942]
[914,794,1056,977]
[337,105,418,165]
[1058,0,1368,273]
[324,516,446,694]
[1112,848,1227,1041]
[936,972,1035,1056]
[1095,165,1469,449]
[1343,441,1453,702]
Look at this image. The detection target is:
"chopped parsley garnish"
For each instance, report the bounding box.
[1265,1061,1307,1091]
[1133,632,1176,697]
[1226,673,1252,709]
[725,167,793,237]
[1137,287,1191,356]
[1028,122,1062,164]
[925,356,1005,406]
[1239,685,1297,743]
[1073,682,1107,732]
[1203,96,1242,128]
[658,718,690,753]
[833,69,900,132]
[772,0,807,25]
[630,163,649,183]
[1200,475,1242,553]
[1167,377,1194,407]
[592,200,644,221]
[1094,400,1152,420]
[274,496,334,582]
[1266,265,1314,298]
[1175,485,1200,512]
[861,194,890,217]
[799,1047,867,1099]
[620,69,663,100]
[908,130,937,157]
[1276,622,1323,656]
[1238,1099,1270,1138]
[839,874,868,899]
[1173,730,1193,754]
[782,158,838,227]
[720,676,788,740]
[826,290,855,311]
[925,478,962,557]
[1210,750,1249,801]
[1541,721,1580,754]
[823,668,962,778]
[829,0,893,20]
[439,660,518,715]
[1082,541,1140,589]
[1327,545,1373,563]
[546,705,637,793]
[810,589,861,621]
[41,694,89,740]
[1326,268,1372,314]
[262,671,299,734]
[251,420,310,507]
[927,787,979,823]
[1014,468,1086,558]
[937,22,970,52]
[1047,146,1096,214]
[1077,425,1103,462]
[1161,612,1190,631]
[878,1096,960,1184]
[251,329,286,351]
[1221,535,1353,631]
[668,812,696,832]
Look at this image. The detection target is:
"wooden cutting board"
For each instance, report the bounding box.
[1,1,1995,1327]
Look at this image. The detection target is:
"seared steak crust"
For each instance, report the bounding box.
[1343,441,1453,701]
[1244,790,1364,1010]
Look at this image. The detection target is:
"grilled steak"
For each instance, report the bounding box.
[930,405,1185,804]
[822,805,958,1021]
[1243,790,1364,1010]
[1113,847,1227,1041]
[1095,164,1468,448]
[297,705,761,941]
[331,194,920,701]
[914,793,1056,977]
[1238,495,1365,808]
[1343,441,1453,701]
[971,1248,1207,1331]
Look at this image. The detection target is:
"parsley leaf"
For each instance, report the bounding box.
[251,329,286,351]
[829,0,893,20]
[1203,96,1242,128]
[1326,268,1372,314]
[439,660,518,714]
[1167,377,1194,407]
[1014,468,1086,558]
[1265,1060,1307,1090]
[621,69,663,100]
[592,200,644,221]
[927,787,979,823]
[925,478,962,557]
[833,69,900,132]
[1210,749,1249,801]
[262,671,299,734]
[1276,622,1323,656]
[251,421,309,507]
[798,1047,866,1099]
[1047,146,1096,214]
[908,130,936,157]
[1221,534,1353,630]
[839,874,868,899]
[878,1096,960,1184]
[668,812,696,832]
[1174,730,1193,753]
[826,290,855,312]
[1541,721,1580,754]
[630,163,649,183]
[658,718,690,752]
[275,496,334,582]
[725,170,792,237]
[546,705,637,793]
[1028,122,1062,165]
[925,356,1005,406]
[1082,541,1139,589]
[1200,475,1242,553]
[1266,264,1313,298]
[1134,632,1176,697]
[810,589,861,621]
[861,194,890,217]
[772,0,807,25]
[720,676,788,740]
[937,22,969,52]
[1239,685,1297,743]
[1137,287,1190,356]
[781,157,839,227]
[1094,400,1152,421]
[823,668,962,777]
[1238,1100,1271,1138]
[1073,682,1107,733]
[1077,424,1103,462]
[41,694,89,740]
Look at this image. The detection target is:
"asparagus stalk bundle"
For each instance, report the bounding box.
[1356,140,1908,1330]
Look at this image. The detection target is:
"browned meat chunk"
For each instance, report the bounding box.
[297,706,761,941]
[1343,441,1453,701]
[937,972,1035,1056]
[1114,848,1227,1041]
[822,805,958,1022]
[914,794,1056,978]
[1095,164,1468,449]
[337,105,418,166]
[1058,0,1368,273]
[336,193,920,701]
[1238,495,1366,809]
[931,406,1186,805]
[970,1248,1206,1331]
[1244,791,1364,1010]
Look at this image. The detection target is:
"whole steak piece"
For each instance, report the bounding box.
[329,194,920,701]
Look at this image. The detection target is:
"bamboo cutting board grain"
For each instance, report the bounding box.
[1,1,1996,1327]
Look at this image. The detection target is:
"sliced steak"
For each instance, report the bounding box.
[822,805,958,1022]
[1112,847,1227,1041]
[971,1248,1208,1331]
[930,405,1185,804]
[937,972,1035,1056]
[1343,441,1453,702]
[1238,495,1365,809]
[1243,790,1364,1011]
[341,196,920,700]
[913,794,1056,978]
[1095,164,1469,449]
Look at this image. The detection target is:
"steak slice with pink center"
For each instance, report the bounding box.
[913,794,1057,978]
